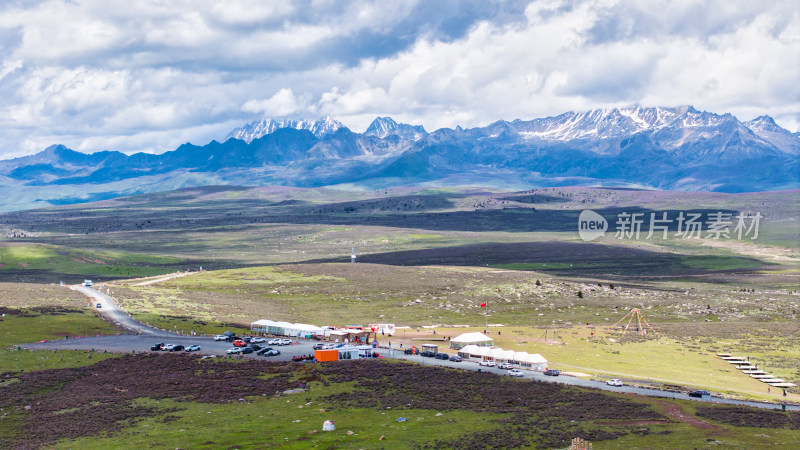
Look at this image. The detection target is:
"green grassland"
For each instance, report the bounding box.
[0,186,798,447]
[1,186,796,279]
[54,396,506,450]
[12,358,798,450]
[0,310,119,374]
[0,243,183,283]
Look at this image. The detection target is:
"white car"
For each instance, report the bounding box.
[278,338,293,346]
[606,378,623,387]
[268,338,281,345]
[507,369,524,377]
[479,360,495,367]
[226,347,242,354]
[163,344,176,351]
[250,337,266,343]
[498,362,514,369]
[322,343,336,349]
[213,335,228,341]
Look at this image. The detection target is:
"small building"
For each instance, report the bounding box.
[315,347,359,361]
[326,330,349,342]
[449,332,494,349]
[421,344,438,354]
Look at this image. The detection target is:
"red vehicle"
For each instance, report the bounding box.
[232,339,247,347]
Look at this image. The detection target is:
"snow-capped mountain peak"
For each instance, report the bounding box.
[744,115,800,155]
[364,116,427,141]
[225,116,344,143]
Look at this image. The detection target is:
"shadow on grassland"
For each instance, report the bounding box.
[303,241,770,278]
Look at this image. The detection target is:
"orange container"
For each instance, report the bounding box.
[315,349,338,362]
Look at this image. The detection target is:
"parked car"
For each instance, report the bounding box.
[251,337,266,343]
[185,345,201,352]
[278,338,293,345]
[96,303,102,308]
[232,339,247,347]
[163,344,177,351]
[213,335,228,341]
[313,343,326,350]
[435,353,450,360]
[404,348,415,355]
[256,347,273,355]
[248,343,262,350]
[226,347,241,354]
[83,280,93,286]
[170,345,185,352]
[688,390,710,398]
[543,369,560,376]
[241,347,254,354]
[151,343,165,351]
[498,362,514,369]
[268,338,281,345]
[323,343,336,349]
[479,360,496,367]
[262,349,280,357]
[507,369,524,377]
[606,378,623,387]
[421,351,436,358]
[449,355,462,362]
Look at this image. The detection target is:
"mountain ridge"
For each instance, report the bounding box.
[1,106,798,211]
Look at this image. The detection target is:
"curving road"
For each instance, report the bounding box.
[70,284,177,337]
[24,284,797,413]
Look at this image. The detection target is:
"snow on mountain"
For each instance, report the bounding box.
[507,106,731,142]
[3,106,798,211]
[364,117,428,141]
[225,116,344,143]
[744,115,800,155]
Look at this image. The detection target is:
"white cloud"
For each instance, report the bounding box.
[0,0,797,158]
[242,88,303,117]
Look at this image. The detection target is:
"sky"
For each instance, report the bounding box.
[0,0,798,158]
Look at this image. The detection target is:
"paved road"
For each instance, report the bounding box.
[24,285,797,413]
[71,284,175,337]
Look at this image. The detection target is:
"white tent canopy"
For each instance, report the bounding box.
[251,319,324,337]
[450,332,494,349]
[457,345,548,371]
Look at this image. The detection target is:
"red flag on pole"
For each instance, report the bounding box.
[480,302,487,308]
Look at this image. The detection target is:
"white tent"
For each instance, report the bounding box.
[457,345,489,360]
[450,332,494,349]
[284,323,325,338]
[250,319,276,333]
[456,345,548,371]
[250,319,324,337]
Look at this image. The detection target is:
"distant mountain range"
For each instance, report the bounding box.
[1,106,798,211]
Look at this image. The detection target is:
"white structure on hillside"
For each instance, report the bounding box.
[449,332,494,349]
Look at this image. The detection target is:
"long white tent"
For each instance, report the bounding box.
[457,345,548,371]
[251,319,325,338]
[449,332,494,349]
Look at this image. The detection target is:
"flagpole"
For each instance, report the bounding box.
[485,301,488,333]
